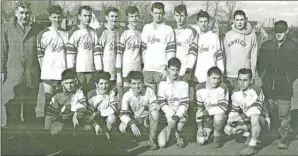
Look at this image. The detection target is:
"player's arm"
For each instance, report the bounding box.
[73,90,88,112]
[1,23,8,75]
[37,31,46,68]
[46,95,60,119]
[165,27,176,61]
[240,89,264,120]
[228,92,241,118]
[250,34,258,78]
[66,30,78,69]
[94,32,103,71]
[173,82,189,121]
[140,26,148,69]
[157,82,176,117]
[214,34,225,73]
[116,30,125,81]
[186,32,198,75]
[203,86,229,116]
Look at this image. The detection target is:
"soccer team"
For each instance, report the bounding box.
[2,1,298,155]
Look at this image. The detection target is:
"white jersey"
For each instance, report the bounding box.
[98,25,122,80]
[195,31,223,83]
[66,26,101,72]
[158,77,189,121]
[37,27,68,80]
[116,27,142,78]
[120,86,159,125]
[87,89,117,117]
[141,22,176,72]
[174,25,198,75]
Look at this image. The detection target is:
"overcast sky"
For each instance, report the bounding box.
[78,1,298,26]
[157,1,298,26]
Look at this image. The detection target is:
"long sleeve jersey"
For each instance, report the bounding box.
[195,82,229,117]
[37,27,68,80]
[120,86,159,125]
[173,25,198,76]
[97,25,122,80]
[86,89,117,117]
[66,25,101,72]
[47,88,87,120]
[141,22,176,72]
[157,77,189,121]
[230,85,264,119]
[195,31,224,83]
[116,27,142,78]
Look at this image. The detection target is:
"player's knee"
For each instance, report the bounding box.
[214,114,226,123]
[119,122,127,134]
[50,127,61,136]
[107,114,117,125]
[224,125,233,136]
[150,110,159,121]
[158,138,167,148]
[197,136,206,145]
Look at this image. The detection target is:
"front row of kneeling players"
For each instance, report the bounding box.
[44,57,269,155]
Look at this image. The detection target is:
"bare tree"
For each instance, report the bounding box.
[218,1,240,24]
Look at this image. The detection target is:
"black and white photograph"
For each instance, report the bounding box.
[1,1,298,155]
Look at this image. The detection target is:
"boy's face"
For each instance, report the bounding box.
[168,65,180,80]
[174,11,187,26]
[197,17,209,32]
[275,31,287,42]
[78,9,92,26]
[96,79,110,95]
[207,73,221,88]
[234,15,246,30]
[130,79,144,95]
[62,79,76,92]
[49,13,62,27]
[106,11,119,26]
[238,73,252,91]
[151,8,164,23]
[127,12,139,27]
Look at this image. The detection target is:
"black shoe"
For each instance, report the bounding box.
[214,136,223,148]
[276,139,289,149]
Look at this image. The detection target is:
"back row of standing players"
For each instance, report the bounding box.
[38,2,284,155]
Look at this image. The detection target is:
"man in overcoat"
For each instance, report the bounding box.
[1,1,43,129]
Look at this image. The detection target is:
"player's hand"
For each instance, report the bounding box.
[196,111,204,118]
[117,75,123,87]
[1,73,7,84]
[168,119,177,129]
[265,116,271,131]
[161,69,168,80]
[134,106,145,118]
[95,124,103,135]
[131,124,141,137]
[73,112,80,127]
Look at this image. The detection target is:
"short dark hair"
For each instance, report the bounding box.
[207,67,222,77]
[125,6,139,16]
[151,2,165,12]
[168,57,181,69]
[93,71,111,83]
[47,5,63,16]
[78,5,92,15]
[105,7,119,16]
[127,71,144,83]
[174,4,187,16]
[233,10,246,19]
[15,1,31,9]
[238,68,253,79]
[197,10,209,21]
[62,69,76,80]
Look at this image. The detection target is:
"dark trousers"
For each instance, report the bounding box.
[6,84,39,129]
[268,99,292,141]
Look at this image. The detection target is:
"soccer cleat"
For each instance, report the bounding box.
[147,138,158,150]
[213,136,223,148]
[276,139,289,149]
[239,146,258,156]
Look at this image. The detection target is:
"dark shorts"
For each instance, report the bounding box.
[143,71,162,84]
[77,72,94,85]
[43,80,60,87]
